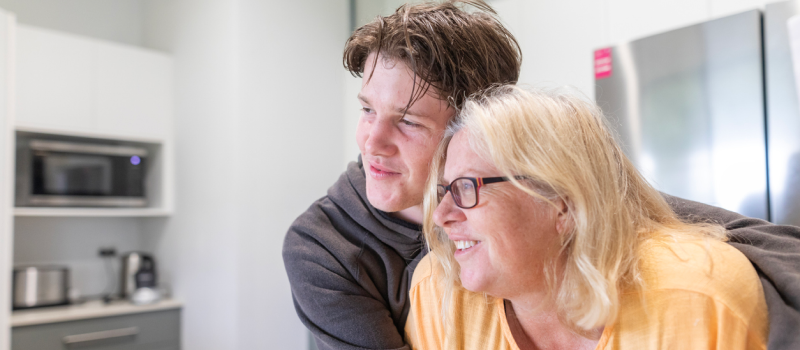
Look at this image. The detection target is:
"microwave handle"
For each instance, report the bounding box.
[30,140,148,157]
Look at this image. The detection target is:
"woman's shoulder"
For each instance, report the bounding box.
[633,236,768,342]
[604,236,769,349]
[638,236,758,296]
[410,253,437,290]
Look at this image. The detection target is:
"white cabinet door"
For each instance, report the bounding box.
[96,43,172,139]
[16,26,95,131]
[16,25,172,140]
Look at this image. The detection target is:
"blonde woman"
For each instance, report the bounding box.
[405,85,768,349]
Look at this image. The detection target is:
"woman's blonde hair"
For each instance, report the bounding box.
[422,85,726,331]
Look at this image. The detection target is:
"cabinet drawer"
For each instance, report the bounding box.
[12,309,180,350]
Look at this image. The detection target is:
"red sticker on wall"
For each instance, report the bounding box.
[594,48,612,79]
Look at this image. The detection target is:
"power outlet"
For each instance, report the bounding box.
[99,247,117,257]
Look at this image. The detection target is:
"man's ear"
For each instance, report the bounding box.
[554,197,573,235]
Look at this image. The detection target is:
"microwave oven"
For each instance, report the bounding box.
[16,138,148,207]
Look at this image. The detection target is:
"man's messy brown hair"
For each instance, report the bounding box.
[343,0,521,111]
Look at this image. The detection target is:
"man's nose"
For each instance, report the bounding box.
[364,118,396,156]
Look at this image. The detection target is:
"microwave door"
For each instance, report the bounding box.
[24,140,147,207]
[40,155,113,196]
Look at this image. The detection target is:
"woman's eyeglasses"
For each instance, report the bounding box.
[437,176,524,209]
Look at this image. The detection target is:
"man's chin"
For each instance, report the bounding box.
[367,194,405,212]
[365,186,408,213]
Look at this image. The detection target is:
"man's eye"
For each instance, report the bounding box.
[361,107,373,114]
[401,119,419,127]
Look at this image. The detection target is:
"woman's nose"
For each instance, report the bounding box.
[433,190,464,227]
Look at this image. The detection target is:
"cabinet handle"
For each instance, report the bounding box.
[62,327,139,345]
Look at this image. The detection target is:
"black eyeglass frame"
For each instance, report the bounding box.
[437,176,527,209]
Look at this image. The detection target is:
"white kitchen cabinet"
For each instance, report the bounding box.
[0,13,176,350]
[96,42,172,140]
[16,26,95,132]
[10,24,175,217]
[15,24,173,141]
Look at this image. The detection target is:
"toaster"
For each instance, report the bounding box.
[12,265,70,310]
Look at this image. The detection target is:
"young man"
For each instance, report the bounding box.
[283,1,800,349]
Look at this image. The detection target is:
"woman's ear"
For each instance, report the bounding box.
[554,197,573,235]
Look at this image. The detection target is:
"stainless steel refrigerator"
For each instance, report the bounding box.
[765,1,800,226]
[595,2,800,224]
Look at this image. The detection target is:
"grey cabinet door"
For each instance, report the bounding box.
[12,309,180,350]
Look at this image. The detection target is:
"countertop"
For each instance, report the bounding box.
[11,299,182,327]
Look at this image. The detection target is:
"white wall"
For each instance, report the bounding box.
[141,0,348,349]
[354,0,412,28]
[140,1,242,349]
[14,218,144,298]
[343,73,361,165]
[235,0,347,348]
[0,0,144,46]
[490,0,777,98]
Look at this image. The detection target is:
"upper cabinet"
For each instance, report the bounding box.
[16,26,95,132]
[16,25,173,141]
[95,42,172,139]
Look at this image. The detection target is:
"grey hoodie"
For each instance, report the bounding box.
[284,160,423,350]
[284,159,800,350]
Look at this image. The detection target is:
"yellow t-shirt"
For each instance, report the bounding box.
[405,238,768,350]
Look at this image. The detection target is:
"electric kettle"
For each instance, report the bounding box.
[120,252,159,304]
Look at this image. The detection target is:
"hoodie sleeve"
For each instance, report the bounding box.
[283,199,411,350]
[663,193,800,350]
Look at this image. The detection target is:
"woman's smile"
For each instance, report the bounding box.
[453,240,482,259]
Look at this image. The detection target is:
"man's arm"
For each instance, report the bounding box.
[283,206,410,350]
[663,193,800,349]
